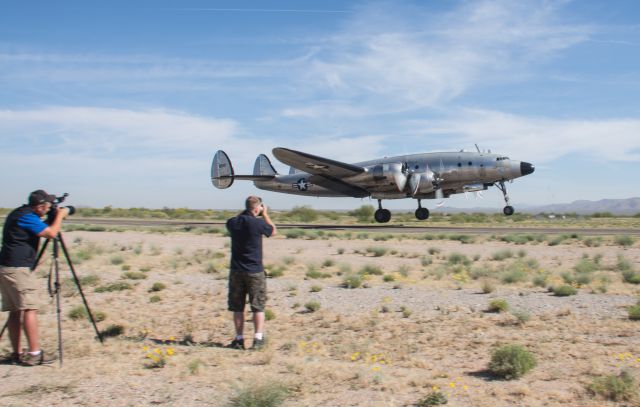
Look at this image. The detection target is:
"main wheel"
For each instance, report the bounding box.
[503,205,514,216]
[415,207,429,220]
[375,209,391,223]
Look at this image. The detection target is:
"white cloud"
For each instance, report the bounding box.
[0,106,239,156]
[289,0,591,117]
[416,109,640,163]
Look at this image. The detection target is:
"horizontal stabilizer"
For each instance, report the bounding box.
[212,150,275,189]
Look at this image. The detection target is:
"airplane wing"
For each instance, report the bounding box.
[272,148,365,178]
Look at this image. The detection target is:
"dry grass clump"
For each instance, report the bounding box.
[629,303,640,320]
[552,285,578,296]
[488,298,509,313]
[588,370,638,402]
[94,282,132,293]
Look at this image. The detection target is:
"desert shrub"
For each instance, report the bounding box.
[488,298,509,313]
[428,247,441,255]
[322,259,335,268]
[305,266,331,279]
[552,285,577,296]
[574,258,599,274]
[532,274,548,287]
[284,229,306,239]
[343,274,362,289]
[149,295,161,303]
[629,304,640,320]
[95,282,131,293]
[304,301,321,312]
[227,382,290,407]
[149,282,166,292]
[359,264,383,276]
[491,249,513,261]
[310,285,322,292]
[481,280,496,294]
[622,270,640,284]
[500,234,541,245]
[287,205,319,222]
[588,371,638,402]
[448,234,475,244]
[500,268,527,284]
[267,266,284,278]
[265,309,276,321]
[614,235,635,248]
[122,271,147,280]
[416,391,448,406]
[584,237,603,247]
[282,256,295,265]
[101,324,124,338]
[382,274,395,282]
[349,205,375,222]
[511,309,531,325]
[110,255,125,265]
[420,256,433,267]
[489,344,536,380]
[68,306,87,320]
[447,253,471,267]
[366,246,388,257]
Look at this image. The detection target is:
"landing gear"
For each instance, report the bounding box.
[374,200,391,223]
[496,180,515,216]
[415,199,429,220]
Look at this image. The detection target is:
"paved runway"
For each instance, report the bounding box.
[65,218,640,236]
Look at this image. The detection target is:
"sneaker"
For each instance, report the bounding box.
[20,351,57,366]
[227,338,245,350]
[0,352,21,365]
[250,338,265,350]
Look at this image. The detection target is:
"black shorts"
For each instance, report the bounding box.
[228,270,267,312]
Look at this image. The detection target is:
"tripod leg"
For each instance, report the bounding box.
[31,238,51,271]
[57,234,104,343]
[52,239,63,366]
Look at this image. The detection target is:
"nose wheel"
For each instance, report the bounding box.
[374,200,391,223]
[415,199,429,220]
[497,181,515,216]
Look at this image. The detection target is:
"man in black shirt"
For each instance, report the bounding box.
[0,190,68,365]
[225,196,277,350]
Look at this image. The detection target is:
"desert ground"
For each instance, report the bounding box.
[1,224,639,406]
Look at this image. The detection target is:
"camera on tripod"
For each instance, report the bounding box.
[46,193,76,224]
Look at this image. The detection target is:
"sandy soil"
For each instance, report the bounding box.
[0,229,639,406]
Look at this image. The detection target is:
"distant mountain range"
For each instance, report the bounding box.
[440,197,640,215]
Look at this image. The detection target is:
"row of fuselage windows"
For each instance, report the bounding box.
[410,157,508,171]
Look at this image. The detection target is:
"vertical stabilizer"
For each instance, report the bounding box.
[211,150,234,189]
[253,154,278,176]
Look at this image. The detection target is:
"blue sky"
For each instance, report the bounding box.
[1,0,639,211]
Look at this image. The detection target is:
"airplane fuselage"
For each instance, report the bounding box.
[253,151,532,199]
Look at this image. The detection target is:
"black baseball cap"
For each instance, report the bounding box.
[28,190,56,206]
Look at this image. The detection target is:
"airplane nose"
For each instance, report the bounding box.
[520,162,535,176]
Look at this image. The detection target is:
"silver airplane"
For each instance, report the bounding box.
[211,147,534,223]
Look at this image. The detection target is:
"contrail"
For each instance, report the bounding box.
[165,8,351,13]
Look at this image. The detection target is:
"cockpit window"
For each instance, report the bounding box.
[496,156,510,161]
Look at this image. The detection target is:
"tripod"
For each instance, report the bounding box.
[0,232,104,366]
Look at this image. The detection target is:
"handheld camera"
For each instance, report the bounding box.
[46,193,76,224]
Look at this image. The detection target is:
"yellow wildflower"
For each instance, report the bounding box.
[166,348,175,356]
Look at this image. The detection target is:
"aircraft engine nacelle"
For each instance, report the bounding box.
[408,170,437,197]
[371,163,407,192]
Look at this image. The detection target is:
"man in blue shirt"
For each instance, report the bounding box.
[226,196,277,350]
[0,190,69,365]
